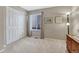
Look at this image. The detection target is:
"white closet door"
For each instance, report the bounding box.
[6,7,18,44]
[12,9,18,41]
[6,7,26,44]
[17,12,25,39]
[6,7,12,44]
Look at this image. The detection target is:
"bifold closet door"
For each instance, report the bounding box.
[6,7,26,44]
[6,7,18,44]
[17,12,25,39]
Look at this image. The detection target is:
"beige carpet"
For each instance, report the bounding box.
[3,37,66,53]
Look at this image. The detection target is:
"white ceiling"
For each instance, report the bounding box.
[21,6,52,11]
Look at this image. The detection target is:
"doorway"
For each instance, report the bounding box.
[29,13,44,39]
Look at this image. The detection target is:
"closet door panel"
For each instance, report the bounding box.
[6,7,26,44]
[6,7,18,44]
[6,7,13,44]
[12,9,18,41]
[18,12,25,39]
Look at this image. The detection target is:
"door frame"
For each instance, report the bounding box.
[27,12,44,39]
[40,12,44,39]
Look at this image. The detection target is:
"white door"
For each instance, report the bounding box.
[6,7,18,44]
[6,7,26,44]
[6,7,12,44]
[18,12,24,39]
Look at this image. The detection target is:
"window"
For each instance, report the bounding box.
[32,15,41,29]
[30,14,41,31]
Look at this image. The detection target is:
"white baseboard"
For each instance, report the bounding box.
[0,45,7,53]
[0,48,5,53]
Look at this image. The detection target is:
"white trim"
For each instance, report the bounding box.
[0,49,5,53]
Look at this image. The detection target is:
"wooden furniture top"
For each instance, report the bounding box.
[67,34,79,44]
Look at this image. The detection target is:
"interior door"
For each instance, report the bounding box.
[6,7,12,44]
[6,7,17,44]
[6,7,26,44]
[18,12,25,39]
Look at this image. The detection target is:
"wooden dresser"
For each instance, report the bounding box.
[66,35,79,53]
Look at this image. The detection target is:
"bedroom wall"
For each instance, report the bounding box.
[29,6,72,40]
[0,7,6,50]
[69,7,79,36]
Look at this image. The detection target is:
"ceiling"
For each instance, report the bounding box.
[21,6,52,11]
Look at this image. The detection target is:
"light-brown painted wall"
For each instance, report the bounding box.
[29,6,73,40]
[69,7,79,36]
[0,7,6,50]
